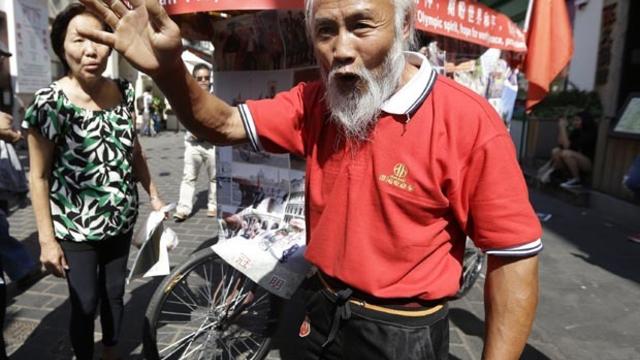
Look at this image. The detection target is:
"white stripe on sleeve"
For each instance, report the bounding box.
[237,104,264,152]
[485,239,543,257]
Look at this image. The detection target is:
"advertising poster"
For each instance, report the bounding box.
[614,97,640,136]
[13,0,50,93]
[211,10,314,72]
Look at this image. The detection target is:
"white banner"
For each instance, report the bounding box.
[13,0,51,93]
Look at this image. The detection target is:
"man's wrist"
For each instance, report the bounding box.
[152,60,187,87]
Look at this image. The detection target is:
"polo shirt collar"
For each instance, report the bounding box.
[381,51,437,115]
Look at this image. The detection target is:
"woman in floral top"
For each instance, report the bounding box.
[22,4,165,359]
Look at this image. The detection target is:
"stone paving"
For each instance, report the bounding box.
[4,132,639,359]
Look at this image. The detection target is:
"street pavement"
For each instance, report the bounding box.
[3,132,639,359]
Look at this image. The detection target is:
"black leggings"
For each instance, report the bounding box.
[61,232,131,360]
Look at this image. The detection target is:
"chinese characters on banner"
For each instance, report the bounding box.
[13,0,51,93]
[161,0,304,15]
[161,0,526,53]
[416,0,527,52]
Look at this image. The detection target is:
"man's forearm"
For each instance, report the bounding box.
[153,63,244,145]
[483,255,539,360]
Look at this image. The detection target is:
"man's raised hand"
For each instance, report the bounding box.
[78,0,183,77]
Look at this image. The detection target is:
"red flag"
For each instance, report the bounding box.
[524,0,574,110]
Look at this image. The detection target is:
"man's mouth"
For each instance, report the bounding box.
[333,72,360,84]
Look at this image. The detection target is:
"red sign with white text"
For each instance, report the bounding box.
[162,0,526,52]
[415,0,527,52]
[161,0,304,15]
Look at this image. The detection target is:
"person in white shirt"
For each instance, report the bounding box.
[141,85,155,136]
[173,63,217,221]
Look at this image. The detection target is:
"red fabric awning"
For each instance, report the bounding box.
[162,0,304,15]
[162,0,526,53]
[415,1,527,52]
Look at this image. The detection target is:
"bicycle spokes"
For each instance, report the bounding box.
[153,258,273,359]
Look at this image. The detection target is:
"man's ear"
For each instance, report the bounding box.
[402,12,411,42]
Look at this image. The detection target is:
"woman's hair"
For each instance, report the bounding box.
[576,111,596,131]
[51,3,110,74]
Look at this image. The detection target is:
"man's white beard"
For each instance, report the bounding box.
[323,40,405,142]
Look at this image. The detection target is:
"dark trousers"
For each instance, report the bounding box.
[61,232,131,360]
[0,259,7,360]
[301,278,449,360]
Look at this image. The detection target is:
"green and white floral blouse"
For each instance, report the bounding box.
[22,79,139,242]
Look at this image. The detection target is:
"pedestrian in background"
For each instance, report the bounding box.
[0,110,21,360]
[0,45,40,360]
[173,63,217,222]
[0,110,40,290]
[22,4,166,359]
[82,0,542,358]
[623,155,640,243]
[537,111,597,188]
[141,85,155,136]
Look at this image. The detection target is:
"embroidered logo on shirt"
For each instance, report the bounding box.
[379,163,414,192]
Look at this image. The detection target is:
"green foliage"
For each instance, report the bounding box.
[152,96,166,114]
[530,90,603,119]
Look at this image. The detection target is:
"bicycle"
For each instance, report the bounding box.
[143,211,485,360]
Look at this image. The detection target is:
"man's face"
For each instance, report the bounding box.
[311,0,396,92]
[309,0,406,141]
[194,68,211,91]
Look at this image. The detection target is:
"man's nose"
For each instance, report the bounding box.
[333,30,356,65]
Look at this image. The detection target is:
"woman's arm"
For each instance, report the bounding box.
[27,129,68,277]
[557,117,570,149]
[132,137,165,211]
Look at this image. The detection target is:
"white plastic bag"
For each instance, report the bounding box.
[127,204,178,284]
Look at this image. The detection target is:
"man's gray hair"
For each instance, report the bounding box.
[304,0,416,50]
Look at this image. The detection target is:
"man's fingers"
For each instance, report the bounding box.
[127,0,145,8]
[97,2,122,29]
[104,0,130,18]
[79,0,120,29]
[145,0,171,27]
[77,28,117,48]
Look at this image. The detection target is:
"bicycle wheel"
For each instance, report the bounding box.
[143,248,277,360]
[454,239,486,299]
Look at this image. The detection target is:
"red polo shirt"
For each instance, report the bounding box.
[238,52,542,300]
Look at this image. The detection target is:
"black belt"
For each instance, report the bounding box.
[316,272,445,348]
[318,272,445,313]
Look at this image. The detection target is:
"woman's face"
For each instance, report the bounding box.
[63,13,111,81]
[572,116,583,129]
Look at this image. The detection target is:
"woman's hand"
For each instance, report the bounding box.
[150,196,170,220]
[150,196,166,212]
[40,241,69,278]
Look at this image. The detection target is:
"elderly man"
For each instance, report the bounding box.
[80,0,542,358]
